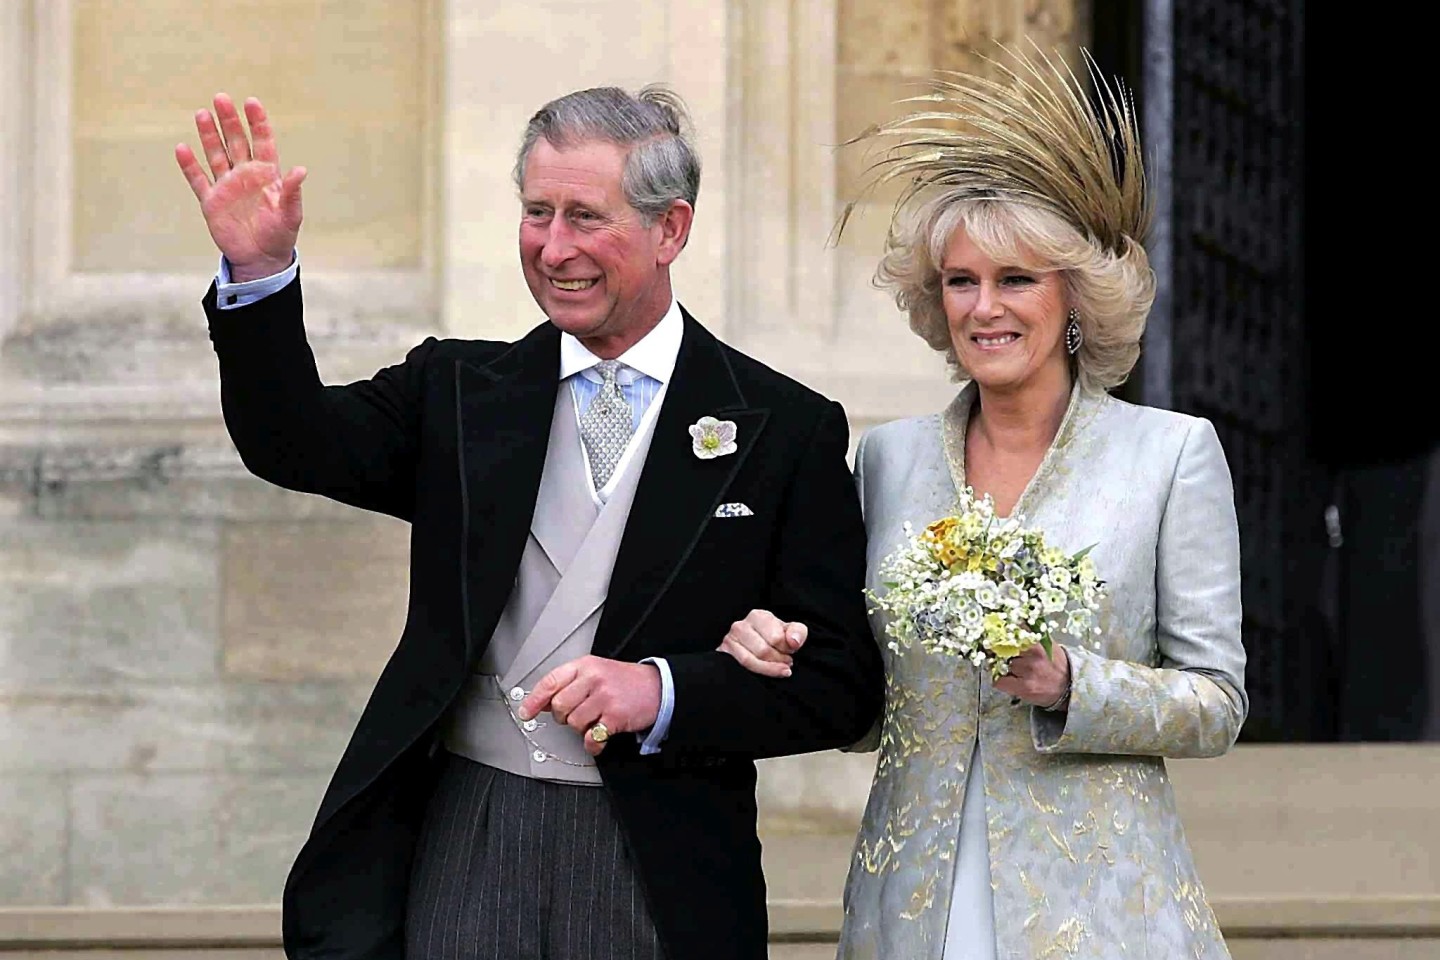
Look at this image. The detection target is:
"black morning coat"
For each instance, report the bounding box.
[204,275,883,960]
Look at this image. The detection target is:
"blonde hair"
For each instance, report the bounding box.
[876,193,1154,393]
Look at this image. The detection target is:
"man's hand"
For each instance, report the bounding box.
[717,609,806,678]
[175,94,305,281]
[518,656,661,757]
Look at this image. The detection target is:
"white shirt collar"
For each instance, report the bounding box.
[557,299,684,384]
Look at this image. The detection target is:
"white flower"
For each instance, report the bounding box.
[974,583,1000,609]
[1040,588,1068,614]
[952,571,986,591]
[689,416,738,459]
[998,581,1026,608]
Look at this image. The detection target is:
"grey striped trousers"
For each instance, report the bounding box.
[405,752,666,960]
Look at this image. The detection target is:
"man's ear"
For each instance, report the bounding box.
[654,200,695,266]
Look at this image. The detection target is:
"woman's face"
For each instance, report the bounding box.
[941,227,1070,395]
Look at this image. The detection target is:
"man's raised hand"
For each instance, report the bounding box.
[175,94,305,282]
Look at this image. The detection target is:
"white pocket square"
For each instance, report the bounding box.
[714,502,754,518]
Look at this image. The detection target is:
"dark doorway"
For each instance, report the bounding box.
[1086,2,1436,741]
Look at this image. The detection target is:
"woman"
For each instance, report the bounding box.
[720,50,1245,959]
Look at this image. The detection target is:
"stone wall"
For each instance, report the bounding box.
[0,450,390,903]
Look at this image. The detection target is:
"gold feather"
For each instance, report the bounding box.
[838,42,1150,254]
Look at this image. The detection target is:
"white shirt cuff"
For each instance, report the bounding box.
[638,657,674,755]
[215,251,299,310]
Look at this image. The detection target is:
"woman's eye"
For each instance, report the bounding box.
[1002,274,1035,286]
[945,275,973,287]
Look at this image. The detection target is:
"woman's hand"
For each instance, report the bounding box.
[175,94,306,281]
[993,642,1071,708]
[717,609,808,678]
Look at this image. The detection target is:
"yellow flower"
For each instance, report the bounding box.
[925,516,960,541]
[923,517,963,567]
[962,552,998,574]
[983,613,1029,660]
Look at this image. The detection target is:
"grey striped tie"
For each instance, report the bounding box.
[580,360,634,488]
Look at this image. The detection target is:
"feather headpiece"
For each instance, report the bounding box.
[838,43,1150,254]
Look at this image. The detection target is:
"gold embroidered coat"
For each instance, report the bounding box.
[839,383,1246,960]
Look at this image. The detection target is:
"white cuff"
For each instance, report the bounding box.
[215,251,299,310]
[637,657,675,755]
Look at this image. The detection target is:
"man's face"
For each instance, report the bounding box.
[519,138,684,356]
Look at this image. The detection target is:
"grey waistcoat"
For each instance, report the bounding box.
[445,382,658,784]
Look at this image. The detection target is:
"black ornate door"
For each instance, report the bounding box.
[1166,1,1325,740]
[1097,1,1322,739]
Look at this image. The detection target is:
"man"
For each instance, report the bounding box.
[175,86,882,960]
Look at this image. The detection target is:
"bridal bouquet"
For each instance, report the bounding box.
[868,487,1105,678]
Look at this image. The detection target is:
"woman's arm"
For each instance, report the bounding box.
[1032,418,1248,758]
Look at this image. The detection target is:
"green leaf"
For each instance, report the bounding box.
[1040,635,1054,658]
[1071,543,1098,561]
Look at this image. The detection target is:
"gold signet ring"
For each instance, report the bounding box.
[589,721,610,743]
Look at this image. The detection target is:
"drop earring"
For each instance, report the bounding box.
[1065,308,1083,355]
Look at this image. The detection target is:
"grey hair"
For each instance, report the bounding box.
[513,85,701,222]
[876,192,1155,394]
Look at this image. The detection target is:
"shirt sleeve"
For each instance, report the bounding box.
[215,251,299,310]
[637,656,675,755]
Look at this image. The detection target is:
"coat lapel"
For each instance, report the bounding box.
[455,322,560,666]
[594,310,768,659]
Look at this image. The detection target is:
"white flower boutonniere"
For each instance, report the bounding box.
[689,416,738,460]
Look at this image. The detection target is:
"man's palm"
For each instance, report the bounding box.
[176,94,305,279]
[200,160,301,267]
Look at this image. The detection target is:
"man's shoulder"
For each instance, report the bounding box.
[408,319,555,368]
[422,336,514,362]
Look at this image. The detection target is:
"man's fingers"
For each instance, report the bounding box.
[195,108,231,179]
[245,98,278,166]
[565,699,604,736]
[280,166,307,231]
[174,144,211,202]
[720,638,792,678]
[583,728,608,757]
[518,662,579,720]
[548,671,597,726]
[213,93,253,165]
